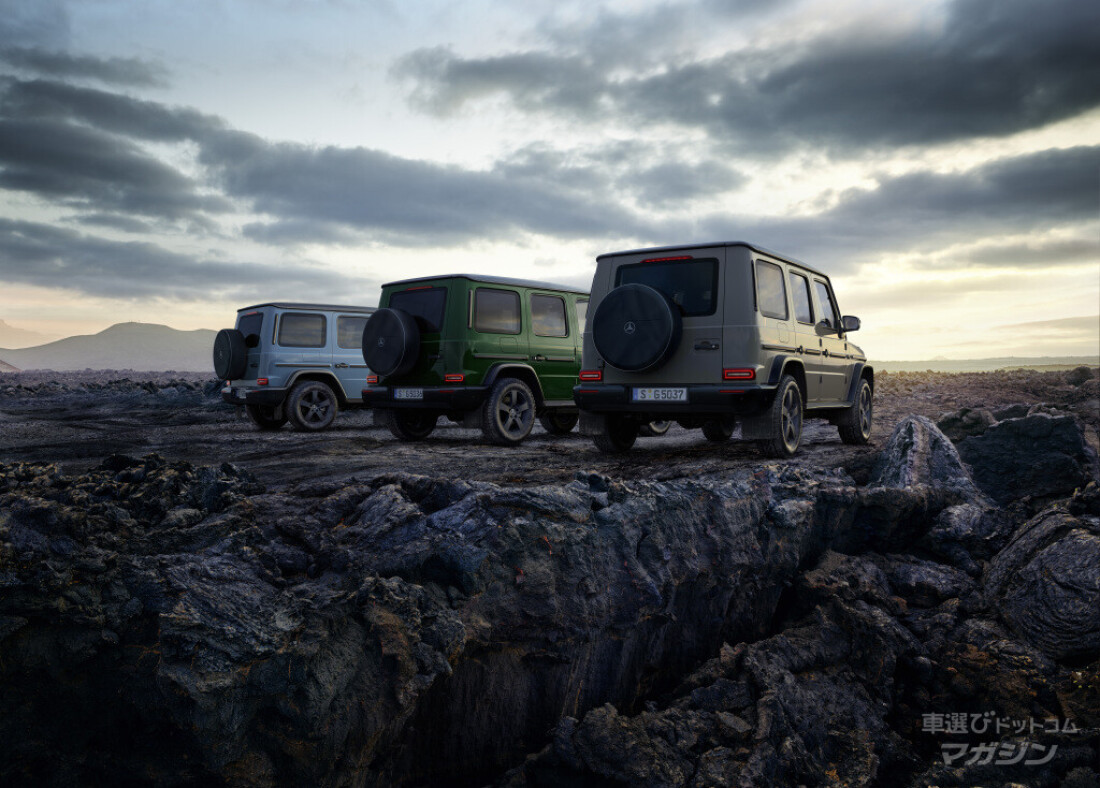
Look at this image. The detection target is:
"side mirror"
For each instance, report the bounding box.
[814,320,838,336]
[841,315,861,332]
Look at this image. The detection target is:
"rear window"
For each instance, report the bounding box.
[531,294,568,337]
[389,287,446,333]
[475,288,521,334]
[236,312,263,343]
[278,313,326,347]
[337,315,369,349]
[616,258,718,316]
[576,299,589,332]
[755,261,788,320]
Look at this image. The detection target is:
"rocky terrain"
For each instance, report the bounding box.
[0,367,1098,787]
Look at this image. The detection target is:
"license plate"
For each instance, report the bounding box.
[394,387,423,400]
[632,387,687,402]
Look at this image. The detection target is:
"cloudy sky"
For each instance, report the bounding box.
[0,0,1097,360]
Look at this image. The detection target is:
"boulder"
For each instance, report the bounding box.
[985,507,1100,662]
[870,415,985,502]
[955,413,1093,505]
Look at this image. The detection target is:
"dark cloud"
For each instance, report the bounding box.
[0,1,69,52]
[397,0,1100,153]
[617,161,745,207]
[0,117,231,219]
[71,213,155,234]
[0,218,378,301]
[695,145,1100,272]
[0,78,230,225]
[963,237,1099,268]
[0,47,169,87]
[2,78,224,141]
[197,130,658,245]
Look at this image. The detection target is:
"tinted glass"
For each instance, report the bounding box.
[531,294,568,337]
[756,261,788,320]
[278,313,326,347]
[616,258,718,316]
[790,272,813,324]
[389,287,446,333]
[236,312,263,342]
[576,299,588,332]
[337,316,369,349]
[814,281,838,328]
[475,288,521,334]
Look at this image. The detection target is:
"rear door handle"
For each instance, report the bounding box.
[694,341,719,351]
[534,354,547,361]
[334,363,349,368]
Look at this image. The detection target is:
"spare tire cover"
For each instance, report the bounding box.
[213,328,248,380]
[592,284,682,372]
[362,308,421,377]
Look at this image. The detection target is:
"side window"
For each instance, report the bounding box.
[814,281,839,328]
[755,261,788,320]
[277,313,326,348]
[474,288,521,334]
[236,312,263,345]
[337,316,369,349]
[531,294,568,337]
[789,272,814,324]
[575,299,589,332]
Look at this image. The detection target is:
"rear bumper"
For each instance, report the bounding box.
[573,383,772,416]
[361,385,490,412]
[221,385,287,406]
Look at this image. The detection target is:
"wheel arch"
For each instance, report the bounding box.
[767,356,807,404]
[286,371,348,407]
[483,364,545,407]
[844,363,874,403]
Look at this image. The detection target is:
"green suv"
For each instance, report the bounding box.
[360,274,588,444]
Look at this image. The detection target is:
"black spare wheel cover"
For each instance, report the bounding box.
[362,308,421,377]
[213,328,248,380]
[592,283,683,372]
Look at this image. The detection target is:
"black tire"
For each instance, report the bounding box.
[286,381,338,432]
[539,411,579,435]
[245,403,287,431]
[362,308,421,377]
[702,417,735,442]
[837,378,873,445]
[591,284,682,372]
[639,420,671,437]
[482,378,536,445]
[382,409,438,441]
[757,375,803,458]
[212,328,248,380]
[592,415,638,453]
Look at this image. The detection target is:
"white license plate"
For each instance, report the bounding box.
[394,388,424,400]
[632,387,687,402]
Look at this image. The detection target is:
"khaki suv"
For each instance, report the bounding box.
[573,242,873,455]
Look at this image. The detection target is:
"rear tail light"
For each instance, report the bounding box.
[257,378,269,385]
[578,369,603,382]
[366,375,379,384]
[443,373,465,383]
[723,368,755,381]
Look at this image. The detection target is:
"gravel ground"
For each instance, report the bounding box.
[0,368,1096,490]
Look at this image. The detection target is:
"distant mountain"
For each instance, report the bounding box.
[0,358,19,372]
[0,320,57,349]
[0,323,217,372]
[877,356,1099,373]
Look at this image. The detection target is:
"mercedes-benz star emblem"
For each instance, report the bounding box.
[623,321,636,335]
[377,337,386,347]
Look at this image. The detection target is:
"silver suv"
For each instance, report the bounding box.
[214,302,376,431]
[573,242,873,456]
